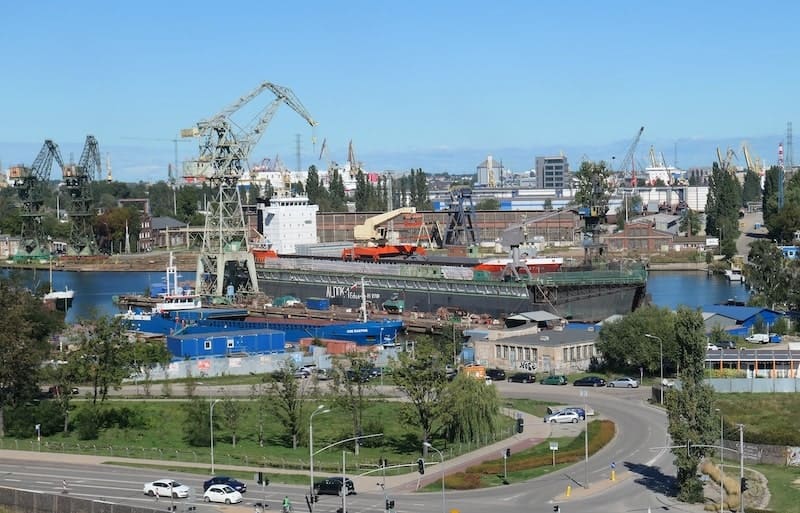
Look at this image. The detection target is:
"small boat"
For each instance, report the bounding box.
[724,266,745,282]
[43,254,74,312]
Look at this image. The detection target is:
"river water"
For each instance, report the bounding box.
[2,268,748,324]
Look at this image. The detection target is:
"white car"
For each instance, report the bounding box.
[544,410,580,424]
[706,343,720,351]
[607,377,639,388]
[143,479,190,498]
[203,484,243,504]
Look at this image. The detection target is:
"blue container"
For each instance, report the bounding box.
[306,297,330,311]
[166,328,285,359]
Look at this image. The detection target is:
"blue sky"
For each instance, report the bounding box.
[1,0,798,182]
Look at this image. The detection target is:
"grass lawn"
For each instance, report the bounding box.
[715,394,800,445]
[5,399,514,474]
[751,463,800,513]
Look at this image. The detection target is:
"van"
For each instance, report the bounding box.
[745,333,769,344]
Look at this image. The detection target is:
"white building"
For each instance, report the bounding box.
[257,195,318,254]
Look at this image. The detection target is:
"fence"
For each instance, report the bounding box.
[0,487,163,513]
[707,378,800,393]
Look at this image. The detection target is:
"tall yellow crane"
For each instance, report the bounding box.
[741,142,764,175]
[716,147,737,173]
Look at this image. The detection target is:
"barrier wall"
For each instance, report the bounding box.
[0,487,164,513]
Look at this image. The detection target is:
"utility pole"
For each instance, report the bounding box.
[738,424,745,513]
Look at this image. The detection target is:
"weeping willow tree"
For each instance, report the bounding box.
[438,374,500,443]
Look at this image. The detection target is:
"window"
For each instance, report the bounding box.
[226,338,234,349]
[204,340,212,350]
[496,345,502,358]
[563,348,568,361]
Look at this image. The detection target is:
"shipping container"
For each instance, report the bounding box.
[306,297,330,311]
[166,328,285,359]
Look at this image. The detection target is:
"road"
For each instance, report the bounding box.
[0,382,705,513]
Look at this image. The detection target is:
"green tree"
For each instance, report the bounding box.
[679,209,701,236]
[265,362,314,448]
[391,341,448,448]
[181,398,211,447]
[543,198,553,211]
[745,240,788,309]
[594,305,676,375]
[741,170,761,206]
[328,352,376,454]
[762,166,782,233]
[40,359,82,433]
[475,198,500,211]
[438,373,499,443]
[69,315,135,404]
[0,278,62,436]
[666,307,717,503]
[306,165,322,204]
[328,169,347,212]
[132,337,172,397]
[705,163,742,257]
[219,394,246,447]
[571,161,613,220]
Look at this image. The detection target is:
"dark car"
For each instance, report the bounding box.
[508,372,536,383]
[541,375,568,385]
[314,477,355,496]
[203,476,248,493]
[345,369,371,383]
[572,376,606,387]
[485,368,507,381]
[717,340,736,350]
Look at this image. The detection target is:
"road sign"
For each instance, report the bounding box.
[550,442,559,451]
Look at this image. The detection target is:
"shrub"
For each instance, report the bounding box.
[74,405,101,440]
[443,472,482,490]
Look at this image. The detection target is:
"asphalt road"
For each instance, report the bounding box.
[1,382,704,513]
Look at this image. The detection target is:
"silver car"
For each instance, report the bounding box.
[607,377,639,388]
[543,410,580,424]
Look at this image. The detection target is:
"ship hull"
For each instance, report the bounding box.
[255,259,647,323]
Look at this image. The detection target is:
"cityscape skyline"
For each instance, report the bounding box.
[1,1,797,182]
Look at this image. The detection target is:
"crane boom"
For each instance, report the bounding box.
[617,126,644,184]
[181,81,317,297]
[353,207,417,241]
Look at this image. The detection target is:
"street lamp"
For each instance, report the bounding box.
[644,334,664,405]
[716,408,724,509]
[210,399,221,474]
[580,390,589,489]
[423,442,445,513]
[309,405,330,502]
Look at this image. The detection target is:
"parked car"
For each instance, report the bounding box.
[745,333,770,344]
[508,372,536,383]
[314,477,356,496]
[203,484,243,504]
[543,410,580,424]
[485,368,506,381]
[717,340,736,350]
[203,476,247,493]
[706,343,721,351]
[541,375,568,385]
[607,377,639,388]
[294,368,312,378]
[143,479,190,498]
[572,376,606,387]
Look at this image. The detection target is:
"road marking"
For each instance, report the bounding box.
[502,492,525,501]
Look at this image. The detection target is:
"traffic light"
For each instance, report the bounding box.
[505,448,511,458]
[256,472,267,485]
[385,499,395,510]
[741,477,749,492]
[553,506,560,512]
[417,458,425,474]
[314,495,320,503]
[516,417,524,433]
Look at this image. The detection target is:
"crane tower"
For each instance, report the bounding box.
[181,81,317,297]
[9,140,65,262]
[62,135,102,256]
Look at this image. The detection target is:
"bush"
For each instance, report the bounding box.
[443,472,482,490]
[74,405,101,440]
[4,401,65,437]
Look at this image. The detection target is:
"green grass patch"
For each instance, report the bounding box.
[421,419,615,491]
[716,394,800,445]
[752,464,800,513]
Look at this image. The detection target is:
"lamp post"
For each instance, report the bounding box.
[210,399,221,474]
[423,442,445,513]
[644,334,664,405]
[717,408,724,509]
[580,390,589,488]
[309,405,330,503]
